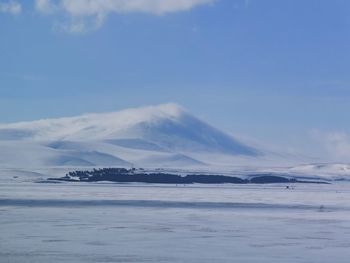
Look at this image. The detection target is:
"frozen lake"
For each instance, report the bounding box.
[1,182,350,262]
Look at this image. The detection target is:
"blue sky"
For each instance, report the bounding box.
[1,0,350,159]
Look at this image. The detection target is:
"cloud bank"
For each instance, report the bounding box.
[35,0,215,33]
[311,130,350,162]
[0,0,21,15]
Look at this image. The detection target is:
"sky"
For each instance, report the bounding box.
[1,0,350,161]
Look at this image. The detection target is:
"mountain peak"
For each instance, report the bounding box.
[143,103,186,117]
[0,103,261,168]
[0,103,187,140]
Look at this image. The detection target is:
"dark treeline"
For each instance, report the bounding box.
[49,168,305,184]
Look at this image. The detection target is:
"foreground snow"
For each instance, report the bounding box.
[1,181,350,262]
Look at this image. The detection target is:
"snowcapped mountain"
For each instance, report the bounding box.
[0,103,264,168]
[0,103,258,154]
[1,103,350,181]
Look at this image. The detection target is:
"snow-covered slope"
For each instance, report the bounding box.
[1,103,349,180]
[0,103,259,155]
[0,103,262,169]
[288,163,350,180]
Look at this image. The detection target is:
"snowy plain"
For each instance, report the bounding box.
[1,180,350,263]
[1,104,350,262]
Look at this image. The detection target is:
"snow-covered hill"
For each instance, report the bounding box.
[0,103,263,168]
[288,163,350,180]
[0,103,259,154]
[1,103,349,181]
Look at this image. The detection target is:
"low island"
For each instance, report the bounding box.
[48,168,328,184]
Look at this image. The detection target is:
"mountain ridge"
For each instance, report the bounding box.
[0,103,259,158]
[5,103,331,171]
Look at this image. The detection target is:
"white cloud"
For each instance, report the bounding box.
[310,130,350,161]
[35,0,215,33]
[0,0,21,15]
[35,0,56,14]
[60,0,214,15]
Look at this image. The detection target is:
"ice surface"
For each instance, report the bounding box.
[1,181,350,262]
